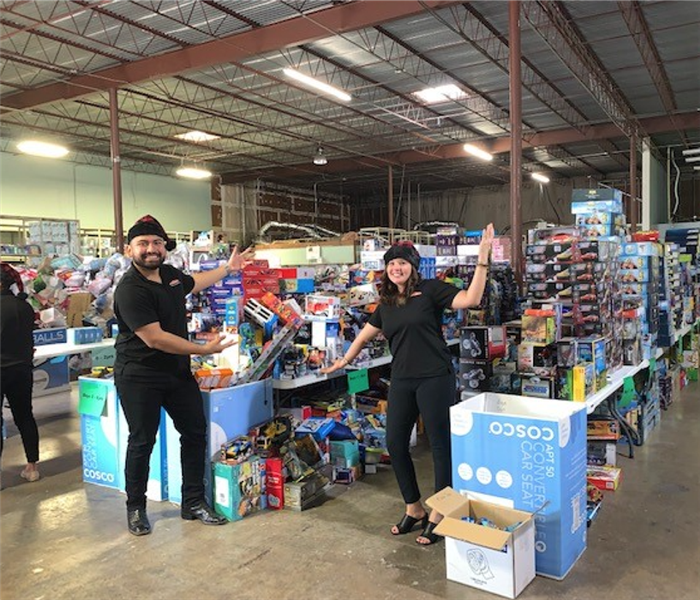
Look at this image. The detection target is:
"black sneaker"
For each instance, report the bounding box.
[127,508,152,536]
[181,501,227,525]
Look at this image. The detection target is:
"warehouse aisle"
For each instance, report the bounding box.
[1,383,699,600]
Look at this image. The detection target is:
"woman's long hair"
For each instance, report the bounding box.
[379,267,421,306]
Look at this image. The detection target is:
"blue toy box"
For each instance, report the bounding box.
[450,392,588,580]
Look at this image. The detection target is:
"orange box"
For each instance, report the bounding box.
[195,367,233,390]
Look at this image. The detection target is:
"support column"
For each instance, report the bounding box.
[109,88,124,250]
[641,138,652,230]
[630,134,638,232]
[509,1,523,281]
[388,165,394,229]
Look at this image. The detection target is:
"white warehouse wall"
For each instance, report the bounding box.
[0,151,212,232]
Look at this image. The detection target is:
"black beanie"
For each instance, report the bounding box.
[127,215,176,251]
[383,242,421,271]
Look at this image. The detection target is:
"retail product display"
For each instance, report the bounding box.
[16,203,700,595]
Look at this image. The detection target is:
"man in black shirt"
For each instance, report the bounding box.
[0,262,40,483]
[114,215,251,536]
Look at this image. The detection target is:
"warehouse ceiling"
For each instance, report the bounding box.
[1,0,699,197]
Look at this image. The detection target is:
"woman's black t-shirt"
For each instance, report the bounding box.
[368,279,459,379]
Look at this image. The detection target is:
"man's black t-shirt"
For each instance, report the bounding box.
[114,263,195,377]
[0,290,35,367]
[368,279,459,379]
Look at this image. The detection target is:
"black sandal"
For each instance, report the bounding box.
[392,512,428,535]
[416,521,442,545]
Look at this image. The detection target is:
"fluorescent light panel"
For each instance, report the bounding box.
[681,147,700,156]
[413,84,467,105]
[283,68,351,102]
[531,173,550,183]
[175,130,220,142]
[463,143,493,162]
[176,166,212,180]
[684,155,700,163]
[17,140,69,158]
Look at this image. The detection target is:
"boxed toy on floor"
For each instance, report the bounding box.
[213,455,267,521]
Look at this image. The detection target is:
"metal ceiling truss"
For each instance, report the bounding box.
[617,0,690,147]
[521,1,645,144]
[0,0,462,111]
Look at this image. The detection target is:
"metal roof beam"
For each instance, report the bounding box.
[221,111,700,183]
[0,0,461,112]
[521,1,644,141]
[617,0,689,147]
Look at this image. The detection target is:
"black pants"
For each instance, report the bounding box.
[386,373,455,504]
[115,370,206,511]
[0,363,39,463]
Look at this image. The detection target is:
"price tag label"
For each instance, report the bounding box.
[347,368,369,394]
[78,380,108,416]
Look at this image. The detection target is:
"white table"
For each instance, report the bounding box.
[34,338,115,360]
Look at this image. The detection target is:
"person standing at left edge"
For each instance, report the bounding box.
[114,215,253,536]
[0,262,41,486]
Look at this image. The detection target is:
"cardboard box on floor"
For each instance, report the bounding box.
[426,487,536,599]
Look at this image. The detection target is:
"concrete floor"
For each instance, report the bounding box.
[1,382,699,600]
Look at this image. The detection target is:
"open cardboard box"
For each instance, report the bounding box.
[426,487,536,599]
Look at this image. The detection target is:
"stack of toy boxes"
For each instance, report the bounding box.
[571,190,627,240]
[458,326,507,395]
[524,231,617,400]
[330,439,362,483]
[658,242,682,347]
[242,261,280,301]
[665,226,700,323]
[198,259,243,320]
[278,267,316,294]
[619,241,662,363]
[679,255,696,326]
[517,311,558,399]
[680,330,699,381]
[436,225,459,257]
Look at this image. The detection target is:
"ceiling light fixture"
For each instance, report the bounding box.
[531,172,550,183]
[463,143,493,162]
[175,130,220,142]
[313,146,328,166]
[414,84,467,104]
[176,166,213,180]
[283,68,351,102]
[17,140,69,158]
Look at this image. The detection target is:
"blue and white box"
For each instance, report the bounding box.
[67,326,103,345]
[450,392,588,580]
[167,379,274,505]
[32,356,69,397]
[78,378,120,490]
[33,327,68,346]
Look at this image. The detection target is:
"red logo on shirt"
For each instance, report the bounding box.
[169,280,182,287]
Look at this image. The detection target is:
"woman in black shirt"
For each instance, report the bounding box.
[323,224,494,545]
[0,262,40,483]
